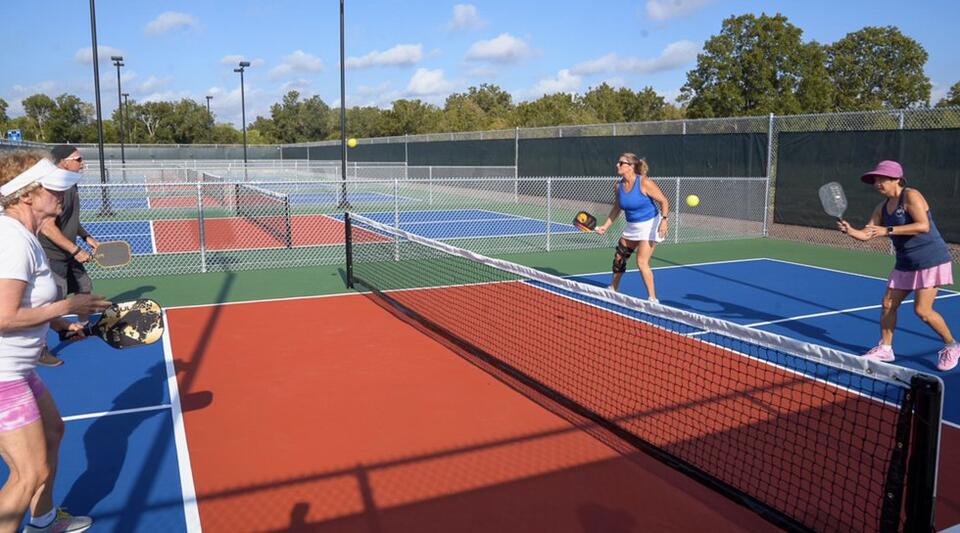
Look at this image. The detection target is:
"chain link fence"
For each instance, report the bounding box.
[76,168,767,278]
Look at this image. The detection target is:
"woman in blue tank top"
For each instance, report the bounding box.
[838,160,959,370]
[595,153,670,301]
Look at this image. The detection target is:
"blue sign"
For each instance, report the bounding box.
[5,129,22,142]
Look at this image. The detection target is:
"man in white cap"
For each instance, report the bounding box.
[36,145,100,367]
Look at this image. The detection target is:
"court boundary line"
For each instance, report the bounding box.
[764,257,960,295]
[149,220,158,254]
[62,404,170,422]
[161,258,763,312]
[161,310,203,532]
[744,292,960,328]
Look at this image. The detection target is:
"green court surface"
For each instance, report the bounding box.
[92,238,957,308]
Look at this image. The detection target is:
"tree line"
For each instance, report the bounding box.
[2,14,959,145]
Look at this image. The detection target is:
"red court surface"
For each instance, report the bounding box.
[154,215,384,252]
[166,295,782,533]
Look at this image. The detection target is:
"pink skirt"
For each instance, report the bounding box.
[888,262,954,290]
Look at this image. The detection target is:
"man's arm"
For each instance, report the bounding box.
[39,218,92,263]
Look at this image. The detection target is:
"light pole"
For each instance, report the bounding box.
[205,95,213,119]
[234,61,250,172]
[111,55,125,165]
[338,0,350,209]
[88,0,112,216]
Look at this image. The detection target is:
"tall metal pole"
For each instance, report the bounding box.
[111,56,125,165]
[88,0,112,216]
[205,95,212,117]
[234,61,250,181]
[338,0,350,209]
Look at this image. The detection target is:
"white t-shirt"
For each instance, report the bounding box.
[0,215,59,379]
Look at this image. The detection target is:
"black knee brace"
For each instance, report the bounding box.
[613,242,634,273]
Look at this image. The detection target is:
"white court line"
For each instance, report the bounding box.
[149,219,158,254]
[62,404,170,422]
[744,292,960,328]
[161,310,203,532]
[764,257,960,295]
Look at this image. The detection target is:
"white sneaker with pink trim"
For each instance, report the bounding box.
[863,344,895,362]
[936,343,960,372]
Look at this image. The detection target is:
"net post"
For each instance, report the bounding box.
[344,212,354,288]
[903,374,942,532]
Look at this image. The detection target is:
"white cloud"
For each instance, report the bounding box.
[139,76,173,93]
[466,33,531,63]
[406,68,455,96]
[5,82,60,115]
[645,0,712,21]
[73,45,125,65]
[141,90,192,103]
[571,40,699,75]
[270,50,324,79]
[145,11,199,35]
[447,4,485,31]
[280,79,313,93]
[346,44,423,69]
[220,55,266,68]
[532,69,582,96]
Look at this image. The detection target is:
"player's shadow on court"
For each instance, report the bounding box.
[62,362,168,516]
[108,285,158,302]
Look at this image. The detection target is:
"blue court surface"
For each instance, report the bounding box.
[345,209,580,239]
[83,220,155,255]
[5,257,957,532]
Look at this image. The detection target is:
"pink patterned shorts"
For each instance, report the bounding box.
[888,262,955,290]
[0,371,48,433]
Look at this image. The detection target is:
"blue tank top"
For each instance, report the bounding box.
[881,189,951,271]
[617,178,658,223]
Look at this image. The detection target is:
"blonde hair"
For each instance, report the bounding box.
[619,152,649,176]
[0,150,50,208]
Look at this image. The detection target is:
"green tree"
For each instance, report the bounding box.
[257,91,332,143]
[936,81,960,107]
[680,13,824,118]
[440,94,488,132]
[169,99,215,143]
[340,106,387,139]
[621,87,674,122]
[0,98,8,129]
[827,26,930,110]
[582,83,625,123]
[46,94,94,142]
[379,99,441,136]
[210,123,243,144]
[796,42,834,113]
[21,94,56,141]
[130,101,175,142]
[510,93,596,127]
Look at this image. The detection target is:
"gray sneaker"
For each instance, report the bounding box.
[36,348,64,368]
[22,508,92,533]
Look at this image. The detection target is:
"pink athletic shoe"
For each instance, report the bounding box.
[937,344,960,372]
[863,344,895,362]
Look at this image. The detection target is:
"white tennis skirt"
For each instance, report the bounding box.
[622,215,665,242]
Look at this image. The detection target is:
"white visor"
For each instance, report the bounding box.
[0,159,82,197]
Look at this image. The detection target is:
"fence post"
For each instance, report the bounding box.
[764,113,775,238]
[514,127,520,203]
[196,182,207,273]
[546,176,552,252]
[428,166,434,205]
[674,178,680,244]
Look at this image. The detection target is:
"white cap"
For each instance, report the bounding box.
[0,158,82,197]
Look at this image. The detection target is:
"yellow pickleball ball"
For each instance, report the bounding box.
[686,194,700,207]
[347,138,358,148]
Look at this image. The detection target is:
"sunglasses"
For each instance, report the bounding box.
[616,160,631,166]
[64,156,84,162]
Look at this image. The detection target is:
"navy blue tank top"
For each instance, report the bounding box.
[617,178,658,223]
[881,189,951,271]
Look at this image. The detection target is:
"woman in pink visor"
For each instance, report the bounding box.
[838,160,959,371]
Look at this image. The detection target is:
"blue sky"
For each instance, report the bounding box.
[3,0,958,127]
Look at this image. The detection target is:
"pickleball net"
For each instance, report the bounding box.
[344,212,942,533]
[235,183,293,248]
